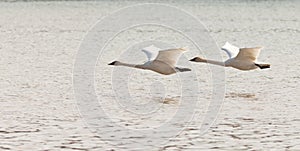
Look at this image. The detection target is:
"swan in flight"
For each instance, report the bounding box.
[108,45,191,75]
[189,42,270,70]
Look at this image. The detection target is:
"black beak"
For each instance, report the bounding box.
[108,61,116,65]
[189,58,197,61]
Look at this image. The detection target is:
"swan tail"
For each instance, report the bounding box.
[255,63,270,69]
[175,67,192,72]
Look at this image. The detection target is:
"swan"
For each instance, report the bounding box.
[189,42,270,70]
[108,45,191,75]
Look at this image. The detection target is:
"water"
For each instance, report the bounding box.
[0,0,299,150]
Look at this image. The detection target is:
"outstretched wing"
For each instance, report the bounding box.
[235,47,262,62]
[221,42,240,59]
[154,47,188,67]
[141,45,161,61]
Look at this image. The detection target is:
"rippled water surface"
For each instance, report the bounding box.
[0,0,299,150]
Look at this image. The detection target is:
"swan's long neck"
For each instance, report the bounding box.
[204,59,225,67]
[116,62,145,69]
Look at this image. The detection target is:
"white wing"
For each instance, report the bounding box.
[235,47,262,62]
[154,47,188,67]
[141,45,161,61]
[221,42,240,59]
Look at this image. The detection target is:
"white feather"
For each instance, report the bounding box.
[155,47,188,66]
[221,42,240,59]
[235,47,262,62]
[141,45,161,61]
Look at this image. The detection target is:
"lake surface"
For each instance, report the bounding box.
[0,0,299,150]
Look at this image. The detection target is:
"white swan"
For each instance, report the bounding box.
[108,45,191,75]
[190,42,270,70]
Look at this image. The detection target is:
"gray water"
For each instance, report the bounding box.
[0,0,299,150]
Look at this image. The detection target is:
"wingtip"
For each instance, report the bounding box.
[179,46,189,51]
[224,41,234,46]
[222,41,230,49]
[149,44,157,48]
[256,46,264,49]
[249,46,263,50]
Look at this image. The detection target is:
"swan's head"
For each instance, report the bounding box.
[189,57,206,62]
[108,61,120,65]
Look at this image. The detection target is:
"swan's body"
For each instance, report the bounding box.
[190,42,270,70]
[108,45,191,75]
